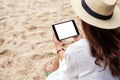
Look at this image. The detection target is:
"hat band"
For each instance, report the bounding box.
[81,0,113,20]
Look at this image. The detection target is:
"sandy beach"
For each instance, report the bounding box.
[0,0,120,80]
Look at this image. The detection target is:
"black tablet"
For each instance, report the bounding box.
[52,20,79,41]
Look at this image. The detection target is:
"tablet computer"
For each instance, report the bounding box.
[52,20,79,41]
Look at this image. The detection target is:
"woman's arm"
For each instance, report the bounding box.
[45,32,81,72]
[44,33,65,72]
[52,33,65,60]
[45,50,65,73]
[50,55,59,72]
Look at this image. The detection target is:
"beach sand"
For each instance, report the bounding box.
[0,0,120,80]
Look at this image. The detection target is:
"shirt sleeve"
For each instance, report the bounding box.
[59,43,82,80]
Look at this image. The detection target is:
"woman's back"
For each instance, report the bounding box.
[64,39,119,80]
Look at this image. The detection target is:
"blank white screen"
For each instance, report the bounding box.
[54,21,77,40]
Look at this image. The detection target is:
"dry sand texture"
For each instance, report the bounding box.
[0,0,120,80]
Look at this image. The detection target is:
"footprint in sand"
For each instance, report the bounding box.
[0,38,5,46]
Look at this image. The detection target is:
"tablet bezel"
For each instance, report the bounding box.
[52,20,79,41]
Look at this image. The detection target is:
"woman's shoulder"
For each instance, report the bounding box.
[73,38,88,46]
[65,38,89,55]
[68,38,88,50]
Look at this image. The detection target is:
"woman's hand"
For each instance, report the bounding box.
[73,35,81,41]
[52,33,64,51]
[73,34,81,41]
[52,32,65,60]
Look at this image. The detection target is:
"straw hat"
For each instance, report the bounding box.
[71,0,120,29]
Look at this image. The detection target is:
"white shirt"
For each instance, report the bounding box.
[46,39,119,80]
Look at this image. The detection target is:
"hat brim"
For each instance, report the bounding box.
[71,0,120,29]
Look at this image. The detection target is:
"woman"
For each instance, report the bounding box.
[45,0,120,80]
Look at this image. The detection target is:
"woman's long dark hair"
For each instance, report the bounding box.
[81,20,120,77]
